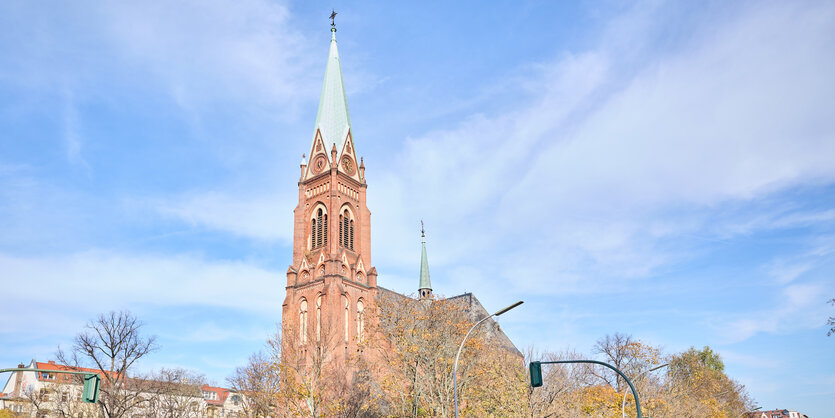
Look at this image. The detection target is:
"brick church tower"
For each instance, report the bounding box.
[282,23,377,365]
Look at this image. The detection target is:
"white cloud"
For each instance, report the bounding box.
[98,0,317,110]
[767,260,813,285]
[174,322,270,343]
[370,1,835,299]
[62,89,90,174]
[722,283,829,343]
[0,0,318,115]
[153,191,295,242]
[0,251,284,336]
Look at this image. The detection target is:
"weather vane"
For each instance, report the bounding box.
[421,219,425,238]
[330,10,337,28]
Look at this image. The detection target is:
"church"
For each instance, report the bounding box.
[280,19,517,382]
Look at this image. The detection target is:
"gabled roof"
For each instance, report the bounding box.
[34,361,104,383]
[313,28,352,159]
[201,384,232,406]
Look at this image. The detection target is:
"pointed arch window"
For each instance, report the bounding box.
[342,295,349,342]
[340,208,355,250]
[316,295,322,342]
[357,299,365,343]
[299,299,308,345]
[310,207,328,249]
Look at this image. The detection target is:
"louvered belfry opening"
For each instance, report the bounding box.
[349,219,354,251]
[311,207,328,249]
[316,209,323,248]
[339,209,354,250]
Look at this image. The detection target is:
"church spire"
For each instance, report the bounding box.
[419,220,433,299]
[313,15,352,160]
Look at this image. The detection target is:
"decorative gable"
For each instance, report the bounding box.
[338,131,361,182]
[305,130,331,180]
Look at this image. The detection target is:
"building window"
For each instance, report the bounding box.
[340,208,354,250]
[342,295,349,342]
[311,207,328,249]
[357,299,365,342]
[316,295,322,342]
[299,299,308,344]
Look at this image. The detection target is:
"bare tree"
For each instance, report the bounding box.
[325,356,381,418]
[524,347,593,418]
[228,349,281,417]
[592,332,661,392]
[828,298,835,336]
[145,368,207,418]
[280,317,348,417]
[51,376,99,417]
[57,310,159,418]
[21,385,49,416]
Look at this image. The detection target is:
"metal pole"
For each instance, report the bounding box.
[738,406,762,417]
[538,360,645,418]
[621,363,668,418]
[0,367,98,377]
[453,301,522,418]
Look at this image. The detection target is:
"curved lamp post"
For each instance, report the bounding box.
[739,406,762,417]
[453,300,523,418]
[621,363,668,418]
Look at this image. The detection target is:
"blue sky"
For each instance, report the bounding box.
[1,0,834,414]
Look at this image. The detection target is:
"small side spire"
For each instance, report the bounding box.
[419,220,433,299]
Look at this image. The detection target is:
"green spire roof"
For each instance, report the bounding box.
[313,28,352,156]
[419,224,432,291]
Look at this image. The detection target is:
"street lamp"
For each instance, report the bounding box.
[621,363,668,418]
[453,300,523,418]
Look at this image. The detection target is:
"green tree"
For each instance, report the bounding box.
[660,346,752,417]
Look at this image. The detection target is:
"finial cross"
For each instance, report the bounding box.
[330,10,338,27]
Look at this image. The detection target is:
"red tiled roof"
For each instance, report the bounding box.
[201,384,232,406]
[34,361,104,383]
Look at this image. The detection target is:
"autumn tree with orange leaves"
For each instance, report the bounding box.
[370,293,526,417]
